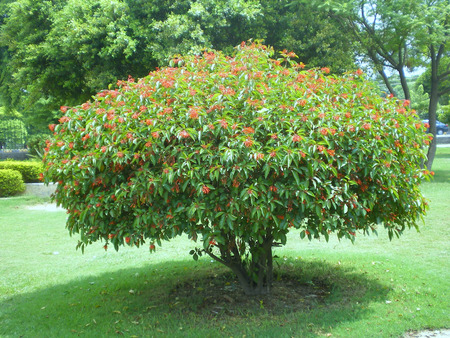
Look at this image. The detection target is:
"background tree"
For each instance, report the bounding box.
[0,0,16,113]
[0,0,263,132]
[43,44,431,295]
[149,0,262,61]
[260,0,356,73]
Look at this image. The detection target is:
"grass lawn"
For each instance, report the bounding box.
[0,148,449,337]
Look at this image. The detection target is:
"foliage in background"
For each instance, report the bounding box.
[26,133,50,158]
[0,0,264,131]
[0,168,25,196]
[260,0,355,73]
[43,43,432,295]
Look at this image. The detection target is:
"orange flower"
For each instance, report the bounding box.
[179,130,190,138]
[220,119,228,129]
[189,108,199,119]
[292,134,302,142]
[202,185,211,194]
[244,138,254,147]
[242,127,255,134]
[320,128,328,136]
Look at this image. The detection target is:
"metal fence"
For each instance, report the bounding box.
[0,116,28,150]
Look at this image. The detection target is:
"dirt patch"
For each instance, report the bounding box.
[403,330,450,338]
[25,203,64,212]
[168,271,331,317]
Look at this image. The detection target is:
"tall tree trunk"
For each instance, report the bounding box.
[426,48,440,170]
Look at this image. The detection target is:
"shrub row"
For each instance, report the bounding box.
[0,169,25,197]
[0,161,43,183]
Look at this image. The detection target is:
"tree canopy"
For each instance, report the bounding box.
[43,43,432,295]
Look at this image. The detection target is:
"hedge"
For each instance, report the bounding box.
[0,161,43,183]
[0,169,25,197]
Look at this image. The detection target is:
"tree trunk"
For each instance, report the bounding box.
[426,66,439,171]
[397,65,411,101]
[206,234,274,296]
[425,45,443,170]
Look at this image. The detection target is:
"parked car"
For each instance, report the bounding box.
[422,119,449,135]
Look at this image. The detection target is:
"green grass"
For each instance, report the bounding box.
[1,149,449,337]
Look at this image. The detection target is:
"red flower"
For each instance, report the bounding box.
[244,138,254,147]
[271,133,278,139]
[189,108,199,119]
[202,185,211,194]
[270,151,276,158]
[220,119,228,129]
[59,116,70,123]
[49,124,56,132]
[117,152,124,158]
[320,128,328,136]
[317,145,325,152]
[152,132,160,138]
[60,106,69,113]
[321,67,330,74]
[292,134,302,142]
[242,127,255,134]
[179,130,190,138]
[362,123,371,130]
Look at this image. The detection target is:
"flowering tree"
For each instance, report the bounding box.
[43,43,432,295]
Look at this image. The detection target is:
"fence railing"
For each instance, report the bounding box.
[0,117,28,150]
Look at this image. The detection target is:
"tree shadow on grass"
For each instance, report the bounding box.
[0,258,389,337]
